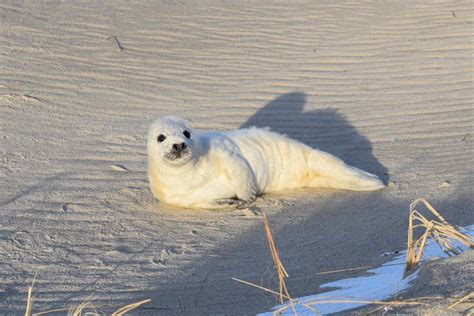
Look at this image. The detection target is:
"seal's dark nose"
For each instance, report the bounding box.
[172,142,187,152]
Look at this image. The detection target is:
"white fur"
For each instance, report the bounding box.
[148,116,385,209]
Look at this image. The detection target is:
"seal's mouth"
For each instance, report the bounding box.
[164,148,191,162]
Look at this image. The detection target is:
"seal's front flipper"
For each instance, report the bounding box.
[215,198,255,209]
[306,148,385,191]
[211,138,259,202]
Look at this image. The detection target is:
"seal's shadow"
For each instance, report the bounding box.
[241,92,389,183]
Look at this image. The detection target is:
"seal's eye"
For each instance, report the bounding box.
[157,134,166,143]
[183,130,191,139]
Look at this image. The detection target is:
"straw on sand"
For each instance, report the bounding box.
[447,291,474,310]
[233,211,311,315]
[23,273,151,316]
[262,212,291,305]
[112,299,152,316]
[261,212,298,314]
[68,301,94,316]
[233,211,422,315]
[234,199,473,315]
[25,271,38,316]
[406,198,474,272]
[31,299,151,316]
[233,212,424,315]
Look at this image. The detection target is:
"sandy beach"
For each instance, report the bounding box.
[1,1,473,314]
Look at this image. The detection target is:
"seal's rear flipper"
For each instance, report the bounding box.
[306,149,385,191]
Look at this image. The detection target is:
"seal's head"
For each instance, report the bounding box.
[148,116,195,167]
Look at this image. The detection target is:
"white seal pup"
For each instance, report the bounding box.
[148,116,385,209]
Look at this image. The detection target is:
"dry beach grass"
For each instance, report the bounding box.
[24,282,151,316]
[23,271,150,316]
[234,199,473,315]
[406,198,474,272]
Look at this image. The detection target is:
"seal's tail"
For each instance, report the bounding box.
[306,148,385,191]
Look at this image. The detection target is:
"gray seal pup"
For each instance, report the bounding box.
[148,116,384,209]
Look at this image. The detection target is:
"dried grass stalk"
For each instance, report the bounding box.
[68,301,92,316]
[406,198,474,271]
[262,212,298,315]
[263,212,290,303]
[447,291,474,310]
[25,272,38,316]
[33,299,151,316]
[24,274,151,316]
[233,213,310,315]
[232,277,320,315]
[315,265,371,276]
[112,299,152,316]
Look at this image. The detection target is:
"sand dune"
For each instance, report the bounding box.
[1,1,473,314]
